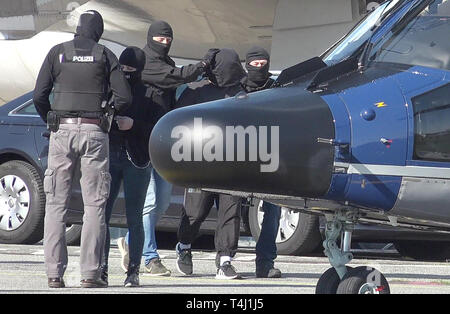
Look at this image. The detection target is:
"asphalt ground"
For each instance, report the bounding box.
[0,242,449,296]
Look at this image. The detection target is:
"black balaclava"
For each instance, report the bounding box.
[75,10,104,42]
[147,20,173,56]
[207,48,246,88]
[245,46,271,85]
[119,46,146,87]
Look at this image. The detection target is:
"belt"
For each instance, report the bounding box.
[60,117,101,125]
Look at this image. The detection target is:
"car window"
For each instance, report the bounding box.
[12,93,53,116]
[369,0,450,70]
[176,75,204,101]
[14,101,39,115]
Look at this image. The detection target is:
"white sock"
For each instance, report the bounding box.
[178,242,191,250]
[220,256,232,266]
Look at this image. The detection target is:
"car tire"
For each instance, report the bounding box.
[248,199,322,255]
[394,240,450,261]
[65,224,82,246]
[0,160,45,244]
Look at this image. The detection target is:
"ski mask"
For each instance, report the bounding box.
[206,48,246,88]
[245,46,271,84]
[75,10,104,42]
[147,20,173,56]
[119,46,146,86]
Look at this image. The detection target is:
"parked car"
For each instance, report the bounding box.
[1,92,450,260]
[0,92,250,246]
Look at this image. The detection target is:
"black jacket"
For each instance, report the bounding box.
[33,36,131,123]
[176,79,244,108]
[241,76,275,93]
[109,81,165,167]
[141,45,205,112]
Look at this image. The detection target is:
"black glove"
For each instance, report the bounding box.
[202,48,220,68]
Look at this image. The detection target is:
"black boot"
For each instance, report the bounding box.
[48,277,65,288]
[100,264,109,286]
[124,263,140,287]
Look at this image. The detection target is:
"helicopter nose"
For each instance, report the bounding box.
[149,88,335,198]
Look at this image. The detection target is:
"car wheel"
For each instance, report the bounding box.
[394,240,450,261]
[248,199,322,255]
[0,160,45,244]
[65,224,82,246]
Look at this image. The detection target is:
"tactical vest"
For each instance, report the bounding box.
[52,41,107,113]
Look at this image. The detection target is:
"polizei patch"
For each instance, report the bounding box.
[72,56,94,62]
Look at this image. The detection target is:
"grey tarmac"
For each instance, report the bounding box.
[0,243,449,294]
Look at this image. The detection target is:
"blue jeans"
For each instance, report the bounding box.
[103,147,151,268]
[126,168,173,264]
[255,202,281,272]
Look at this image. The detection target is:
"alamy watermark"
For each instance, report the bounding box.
[170,118,280,173]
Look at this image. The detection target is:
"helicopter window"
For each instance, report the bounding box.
[370,0,450,70]
[322,1,395,65]
[413,83,450,162]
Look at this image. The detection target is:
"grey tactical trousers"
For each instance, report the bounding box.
[43,122,111,280]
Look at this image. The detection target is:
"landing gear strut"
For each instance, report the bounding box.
[315,210,390,294]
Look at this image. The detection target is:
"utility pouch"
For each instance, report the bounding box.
[100,99,115,133]
[46,111,60,132]
[99,112,114,133]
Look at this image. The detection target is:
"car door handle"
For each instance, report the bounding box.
[41,131,50,139]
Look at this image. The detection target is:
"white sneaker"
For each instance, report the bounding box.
[117,237,129,272]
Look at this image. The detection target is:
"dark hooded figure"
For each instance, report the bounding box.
[33,10,131,289]
[102,46,166,287]
[141,20,217,112]
[113,47,165,167]
[174,48,246,280]
[241,46,281,279]
[75,9,104,42]
[176,48,246,108]
[241,46,274,93]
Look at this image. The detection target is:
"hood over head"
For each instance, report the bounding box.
[245,46,271,85]
[147,20,173,56]
[119,46,146,86]
[207,48,246,88]
[75,10,104,42]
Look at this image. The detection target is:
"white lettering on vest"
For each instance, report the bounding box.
[72,56,94,62]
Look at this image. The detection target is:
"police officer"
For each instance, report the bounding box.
[141,20,217,112]
[241,46,275,93]
[33,10,131,288]
[241,46,281,278]
[113,20,218,277]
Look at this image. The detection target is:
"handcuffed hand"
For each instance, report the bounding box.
[115,116,134,130]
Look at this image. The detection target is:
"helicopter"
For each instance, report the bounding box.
[149,0,450,294]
